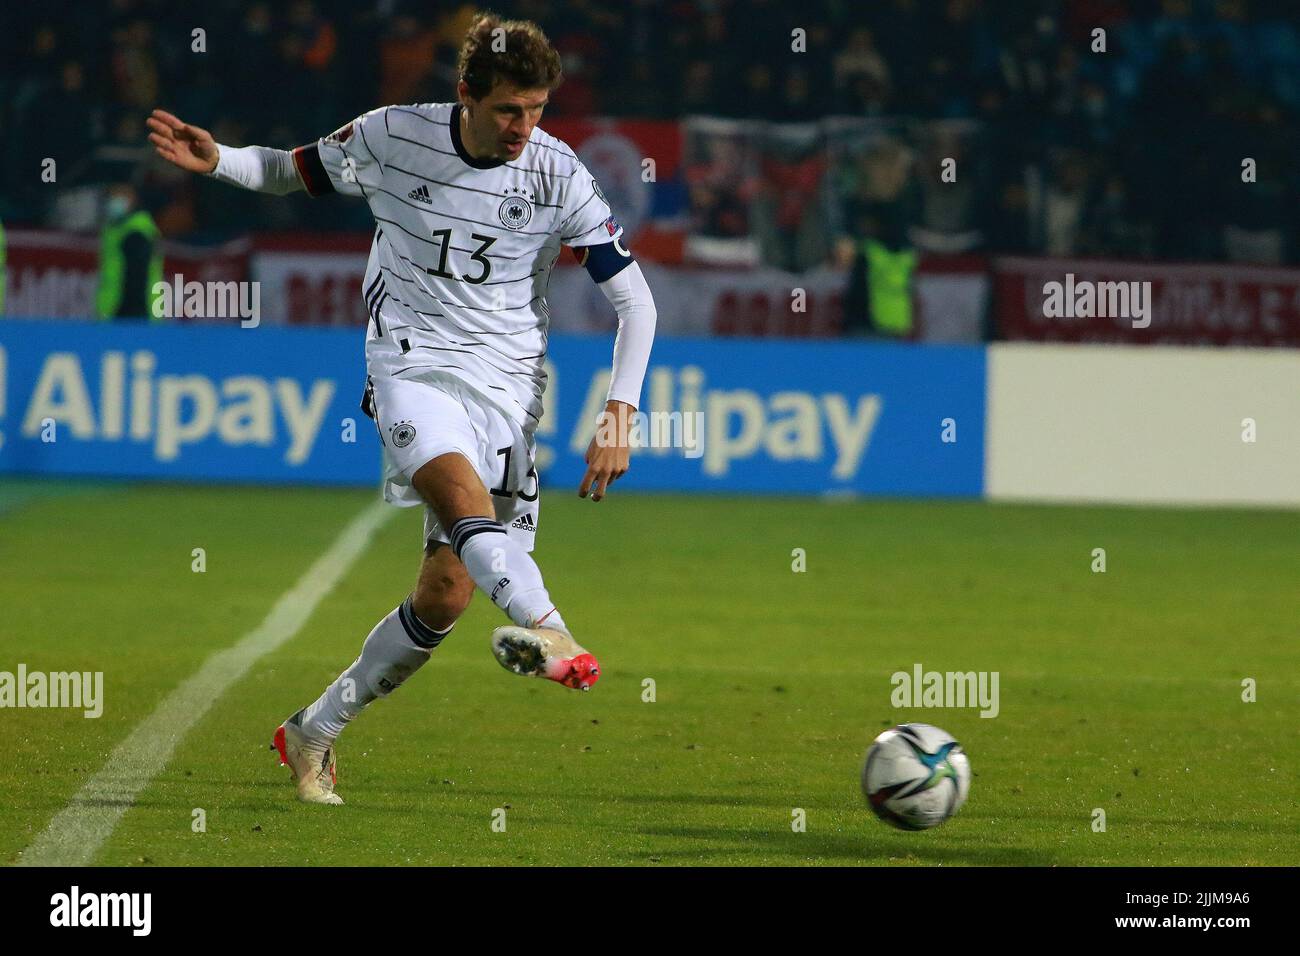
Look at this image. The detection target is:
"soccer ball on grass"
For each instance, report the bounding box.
[861,722,970,830]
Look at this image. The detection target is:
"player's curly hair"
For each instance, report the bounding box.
[457,12,563,99]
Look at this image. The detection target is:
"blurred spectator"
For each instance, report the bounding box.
[1040,149,1091,256]
[110,18,159,113]
[379,15,438,106]
[834,29,892,114]
[758,131,827,269]
[837,139,919,337]
[96,183,163,321]
[686,135,760,239]
[684,129,763,265]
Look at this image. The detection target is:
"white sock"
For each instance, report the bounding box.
[299,595,452,743]
[448,517,568,633]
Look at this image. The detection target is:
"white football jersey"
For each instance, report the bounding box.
[293,102,623,432]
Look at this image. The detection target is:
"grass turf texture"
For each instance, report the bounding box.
[1,479,1296,866]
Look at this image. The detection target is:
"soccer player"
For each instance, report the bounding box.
[147,15,656,804]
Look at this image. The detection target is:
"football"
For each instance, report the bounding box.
[862,723,971,831]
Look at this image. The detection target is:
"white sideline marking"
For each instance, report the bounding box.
[16,500,395,867]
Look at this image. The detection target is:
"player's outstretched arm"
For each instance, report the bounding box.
[147,108,305,195]
[147,109,219,174]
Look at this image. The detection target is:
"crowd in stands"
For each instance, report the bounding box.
[3,0,1297,263]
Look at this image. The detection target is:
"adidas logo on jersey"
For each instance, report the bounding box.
[510,514,536,532]
[407,184,432,204]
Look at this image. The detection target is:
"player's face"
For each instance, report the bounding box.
[468,84,549,160]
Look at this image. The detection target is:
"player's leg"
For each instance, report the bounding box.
[412,450,569,632]
[299,541,471,741]
[274,542,472,804]
[414,449,598,691]
[273,377,485,803]
[298,541,472,733]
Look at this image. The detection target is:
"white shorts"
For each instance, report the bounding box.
[368,372,540,553]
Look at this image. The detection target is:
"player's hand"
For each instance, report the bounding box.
[579,401,634,502]
[147,109,220,174]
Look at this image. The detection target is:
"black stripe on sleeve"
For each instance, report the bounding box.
[292,143,335,197]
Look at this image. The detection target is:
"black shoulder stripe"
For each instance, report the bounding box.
[292,143,335,197]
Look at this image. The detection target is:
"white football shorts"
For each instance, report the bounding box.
[367,372,540,553]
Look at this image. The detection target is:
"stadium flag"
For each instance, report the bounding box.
[541,118,687,264]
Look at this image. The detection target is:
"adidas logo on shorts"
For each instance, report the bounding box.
[408,184,432,204]
[510,514,536,532]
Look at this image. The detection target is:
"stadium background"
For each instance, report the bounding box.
[3,0,1298,495]
[1,1,1297,869]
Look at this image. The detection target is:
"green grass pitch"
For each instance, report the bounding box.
[1,478,1296,866]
